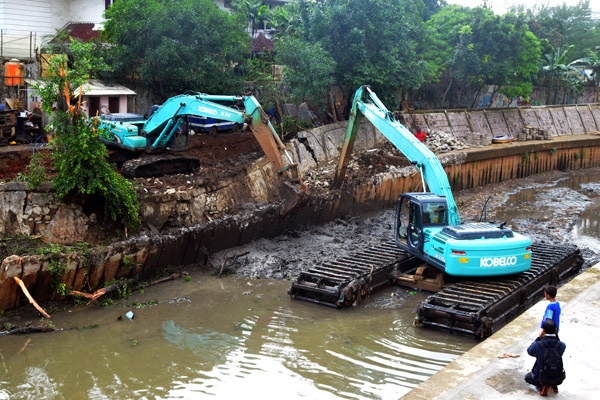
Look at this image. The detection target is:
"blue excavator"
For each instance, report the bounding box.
[332,86,532,277]
[96,93,296,179]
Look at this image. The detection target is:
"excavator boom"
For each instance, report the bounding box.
[333,86,460,225]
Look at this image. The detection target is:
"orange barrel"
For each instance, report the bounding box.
[4,58,25,86]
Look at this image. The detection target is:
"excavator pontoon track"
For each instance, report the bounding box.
[289,242,583,338]
[288,241,420,308]
[414,243,583,339]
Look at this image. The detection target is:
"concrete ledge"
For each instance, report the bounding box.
[401,263,600,399]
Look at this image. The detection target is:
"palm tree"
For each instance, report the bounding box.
[233,0,271,37]
[541,45,588,104]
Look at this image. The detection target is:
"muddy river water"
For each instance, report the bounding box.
[1,168,599,400]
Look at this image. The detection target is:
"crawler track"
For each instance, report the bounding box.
[120,154,200,178]
[289,242,583,339]
[414,243,583,339]
[288,241,421,308]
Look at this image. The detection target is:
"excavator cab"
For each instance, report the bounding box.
[395,193,449,257]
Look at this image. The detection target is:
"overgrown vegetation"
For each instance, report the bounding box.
[96,0,600,113]
[16,151,49,190]
[102,0,250,98]
[35,41,141,231]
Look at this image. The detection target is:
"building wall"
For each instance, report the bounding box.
[0,0,105,59]
[1,0,104,32]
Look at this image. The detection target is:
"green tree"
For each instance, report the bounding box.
[102,0,250,99]
[232,0,272,38]
[275,37,335,104]
[540,45,589,104]
[524,1,599,61]
[274,0,428,106]
[586,49,600,102]
[36,41,141,231]
[424,6,540,108]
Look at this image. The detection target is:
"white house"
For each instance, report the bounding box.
[0,0,109,60]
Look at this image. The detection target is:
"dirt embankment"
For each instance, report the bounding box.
[0,131,263,186]
[207,168,600,280]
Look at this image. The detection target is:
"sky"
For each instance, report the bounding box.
[445,0,600,16]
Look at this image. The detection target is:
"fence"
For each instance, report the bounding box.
[1,29,38,61]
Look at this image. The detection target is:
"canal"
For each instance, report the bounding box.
[1,168,599,400]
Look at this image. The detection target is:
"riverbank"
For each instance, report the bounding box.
[402,262,600,399]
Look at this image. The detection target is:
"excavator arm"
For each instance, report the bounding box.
[143,93,296,175]
[332,86,460,225]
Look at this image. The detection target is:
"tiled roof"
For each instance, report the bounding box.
[252,32,274,53]
[61,22,101,42]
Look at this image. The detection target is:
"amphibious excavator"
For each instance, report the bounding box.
[97,93,296,179]
[289,86,582,338]
[333,85,532,277]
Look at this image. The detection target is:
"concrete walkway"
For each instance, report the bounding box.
[401,263,600,399]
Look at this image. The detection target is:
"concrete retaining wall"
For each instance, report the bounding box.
[400,103,600,141]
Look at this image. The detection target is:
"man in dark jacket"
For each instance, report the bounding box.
[525,319,566,395]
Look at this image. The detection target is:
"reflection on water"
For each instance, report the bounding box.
[572,198,600,250]
[499,168,600,253]
[0,278,471,400]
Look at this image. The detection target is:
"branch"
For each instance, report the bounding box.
[13,277,51,319]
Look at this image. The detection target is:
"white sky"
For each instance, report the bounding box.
[446,0,600,15]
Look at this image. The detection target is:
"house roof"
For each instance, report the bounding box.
[25,78,136,97]
[57,22,102,43]
[252,32,274,53]
[78,80,136,96]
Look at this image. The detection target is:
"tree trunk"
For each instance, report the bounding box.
[487,85,498,109]
[442,78,453,107]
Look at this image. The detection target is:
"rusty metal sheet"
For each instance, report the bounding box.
[501,109,524,135]
[519,109,540,128]
[533,108,558,136]
[424,112,451,132]
[576,106,599,132]
[466,111,491,135]
[548,107,570,135]
[446,111,470,140]
[483,111,509,135]
[564,108,585,134]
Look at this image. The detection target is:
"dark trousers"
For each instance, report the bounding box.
[525,372,540,387]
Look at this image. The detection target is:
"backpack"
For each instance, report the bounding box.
[539,340,566,386]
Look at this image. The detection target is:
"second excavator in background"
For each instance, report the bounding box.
[96,92,297,179]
